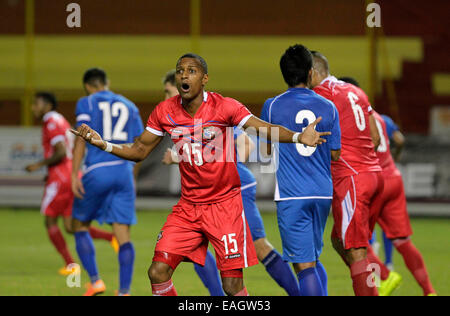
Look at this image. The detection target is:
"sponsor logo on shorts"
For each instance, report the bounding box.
[225,253,241,260]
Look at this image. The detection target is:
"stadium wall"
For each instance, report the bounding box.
[0,0,448,133]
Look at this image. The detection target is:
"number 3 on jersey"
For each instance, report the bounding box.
[98,101,129,141]
[296,110,317,157]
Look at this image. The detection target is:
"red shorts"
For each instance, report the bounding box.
[154,193,258,272]
[41,180,73,218]
[372,174,413,239]
[331,172,384,249]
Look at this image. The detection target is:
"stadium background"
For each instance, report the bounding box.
[0,0,448,296]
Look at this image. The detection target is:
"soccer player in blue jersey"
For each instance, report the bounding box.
[71,68,144,296]
[260,44,342,296]
[161,71,299,296]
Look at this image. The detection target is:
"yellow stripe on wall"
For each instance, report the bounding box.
[0,35,422,95]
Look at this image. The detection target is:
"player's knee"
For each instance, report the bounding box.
[221,270,244,296]
[253,238,274,261]
[148,262,171,284]
[45,217,57,229]
[222,278,243,296]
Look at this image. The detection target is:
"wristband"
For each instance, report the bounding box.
[104,141,113,153]
[293,132,301,143]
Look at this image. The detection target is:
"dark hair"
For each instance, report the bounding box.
[338,76,360,87]
[83,67,107,86]
[177,53,208,74]
[35,92,58,110]
[163,69,176,85]
[280,44,313,87]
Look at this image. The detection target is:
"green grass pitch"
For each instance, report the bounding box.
[0,208,448,296]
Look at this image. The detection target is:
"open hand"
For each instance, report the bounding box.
[162,148,176,165]
[25,163,41,173]
[299,117,332,147]
[70,124,106,150]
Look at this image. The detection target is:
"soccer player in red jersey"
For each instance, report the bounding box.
[310,52,384,296]
[72,53,330,296]
[366,111,437,296]
[25,92,117,276]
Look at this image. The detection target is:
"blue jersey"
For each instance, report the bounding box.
[75,90,144,170]
[381,114,399,139]
[261,88,341,200]
[234,127,257,188]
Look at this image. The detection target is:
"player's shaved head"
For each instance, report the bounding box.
[177,53,208,74]
[311,51,330,77]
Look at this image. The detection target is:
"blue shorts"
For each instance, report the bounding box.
[73,162,137,225]
[276,199,331,263]
[242,185,266,241]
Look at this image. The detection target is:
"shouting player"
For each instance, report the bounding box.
[25,92,117,276]
[72,53,330,296]
[162,69,225,296]
[311,51,383,296]
[162,69,299,296]
[71,68,144,296]
[261,45,341,296]
[366,111,437,296]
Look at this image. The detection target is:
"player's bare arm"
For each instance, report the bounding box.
[369,114,381,151]
[236,132,255,163]
[71,135,86,199]
[391,130,405,162]
[71,124,163,162]
[243,115,331,147]
[25,141,66,173]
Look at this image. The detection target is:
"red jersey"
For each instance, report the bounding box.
[372,111,401,177]
[314,76,381,178]
[146,91,252,204]
[42,111,73,184]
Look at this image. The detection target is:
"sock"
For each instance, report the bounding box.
[118,242,135,295]
[315,260,328,296]
[382,232,394,266]
[234,287,249,296]
[366,245,390,281]
[262,250,300,296]
[394,239,435,295]
[47,225,75,266]
[194,250,225,296]
[152,279,177,296]
[89,227,113,242]
[74,231,99,283]
[297,267,324,296]
[350,258,379,296]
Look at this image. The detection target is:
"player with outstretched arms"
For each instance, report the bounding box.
[25,92,117,277]
[72,53,331,296]
[311,51,383,296]
[71,68,144,296]
[163,69,300,295]
[261,45,342,296]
